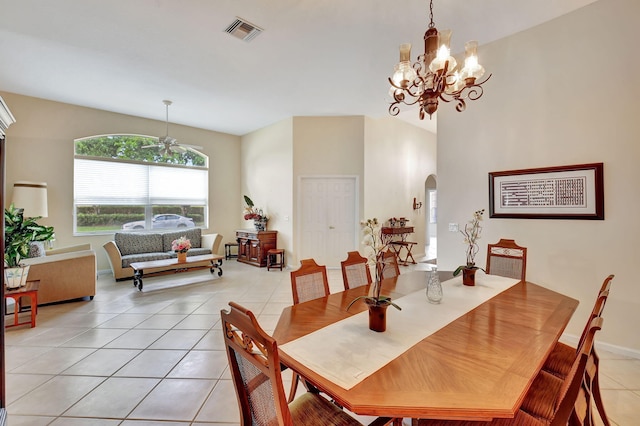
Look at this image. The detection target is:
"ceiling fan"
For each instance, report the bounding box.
[142,100,203,156]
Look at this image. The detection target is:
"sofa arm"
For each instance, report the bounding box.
[47,243,92,255]
[202,233,223,255]
[103,240,133,280]
[23,249,97,305]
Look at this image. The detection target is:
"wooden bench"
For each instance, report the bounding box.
[130,254,223,291]
[389,241,417,266]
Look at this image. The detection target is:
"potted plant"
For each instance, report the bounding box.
[347,218,401,332]
[4,203,54,288]
[243,195,269,231]
[453,209,485,286]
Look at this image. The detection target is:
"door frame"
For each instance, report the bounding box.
[296,175,360,268]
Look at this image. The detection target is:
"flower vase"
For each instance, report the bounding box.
[462,267,476,286]
[254,219,266,231]
[177,251,187,263]
[426,267,443,303]
[366,299,389,332]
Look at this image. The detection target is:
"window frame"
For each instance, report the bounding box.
[73,134,209,236]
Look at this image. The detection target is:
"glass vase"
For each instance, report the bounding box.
[426,267,443,304]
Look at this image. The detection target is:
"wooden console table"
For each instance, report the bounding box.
[382,226,416,265]
[381,226,414,243]
[236,230,277,267]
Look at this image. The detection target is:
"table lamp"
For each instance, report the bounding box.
[11,181,48,218]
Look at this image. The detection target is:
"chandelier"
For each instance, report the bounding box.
[388,0,491,120]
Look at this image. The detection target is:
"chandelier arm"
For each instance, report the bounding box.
[388,77,430,105]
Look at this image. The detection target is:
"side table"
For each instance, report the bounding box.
[5,280,39,328]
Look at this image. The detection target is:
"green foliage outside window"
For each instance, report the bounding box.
[75,135,206,166]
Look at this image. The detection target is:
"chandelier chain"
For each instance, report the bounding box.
[428,0,435,29]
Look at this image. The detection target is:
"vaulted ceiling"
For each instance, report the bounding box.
[0,0,597,136]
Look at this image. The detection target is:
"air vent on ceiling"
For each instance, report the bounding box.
[225,18,263,42]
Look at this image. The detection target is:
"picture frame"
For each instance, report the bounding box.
[489,163,604,220]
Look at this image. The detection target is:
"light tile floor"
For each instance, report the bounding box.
[4,260,639,425]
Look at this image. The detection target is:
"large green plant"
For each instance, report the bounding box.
[4,203,54,267]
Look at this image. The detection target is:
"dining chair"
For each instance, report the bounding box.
[411,316,604,426]
[288,258,331,401]
[221,301,394,426]
[341,251,372,290]
[378,249,400,280]
[290,258,331,305]
[542,274,614,425]
[485,239,527,281]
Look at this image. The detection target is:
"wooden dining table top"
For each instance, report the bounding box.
[273,271,579,421]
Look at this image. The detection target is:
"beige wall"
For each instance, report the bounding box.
[242,115,435,266]
[437,0,640,353]
[240,118,294,257]
[291,116,366,265]
[1,92,241,271]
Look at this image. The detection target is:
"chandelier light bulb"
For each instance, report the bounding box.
[392,44,418,89]
[460,40,485,82]
[429,29,457,72]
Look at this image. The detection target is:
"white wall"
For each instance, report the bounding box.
[364,116,437,258]
[437,0,640,352]
[240,118,294,259]
[1,92,241,271]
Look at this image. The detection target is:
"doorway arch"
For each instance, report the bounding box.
[424,175,437,261]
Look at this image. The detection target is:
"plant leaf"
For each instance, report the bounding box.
[243,195,254,207]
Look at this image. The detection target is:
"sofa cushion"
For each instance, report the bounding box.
[162,228,202,252]
[169,247,211,258]
[115,233,163,256]
[121,252,173,268]
[28,241,46,258]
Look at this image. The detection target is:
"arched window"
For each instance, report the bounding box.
[73,135,209,235]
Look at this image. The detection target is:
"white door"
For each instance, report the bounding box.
[299,177,357,267]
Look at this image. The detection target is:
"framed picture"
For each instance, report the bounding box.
[489,163,604,220]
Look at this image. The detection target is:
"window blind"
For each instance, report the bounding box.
[74,158,208,206]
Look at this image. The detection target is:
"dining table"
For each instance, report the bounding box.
[273,270,579,421]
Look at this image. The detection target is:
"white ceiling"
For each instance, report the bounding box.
[0,0,597,136]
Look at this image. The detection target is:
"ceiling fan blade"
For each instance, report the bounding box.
[181,143,204,151]
[171,145,187,153]
[142,143,162,149]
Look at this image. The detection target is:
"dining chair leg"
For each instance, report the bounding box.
[287,371,300,403]
[591,353,611,426]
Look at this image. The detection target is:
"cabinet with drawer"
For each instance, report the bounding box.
[236,230,277,267]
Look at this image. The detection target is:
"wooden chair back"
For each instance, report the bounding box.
[341,251,372,290]
[290,258,330,304]
[486,239,527,281]
[577,274,613,350]
[556,317,604,425]
[378,249,400,280]
[517,317,603,426]
[221,302,292,425]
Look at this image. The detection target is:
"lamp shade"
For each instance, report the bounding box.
[12,181,48,218]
